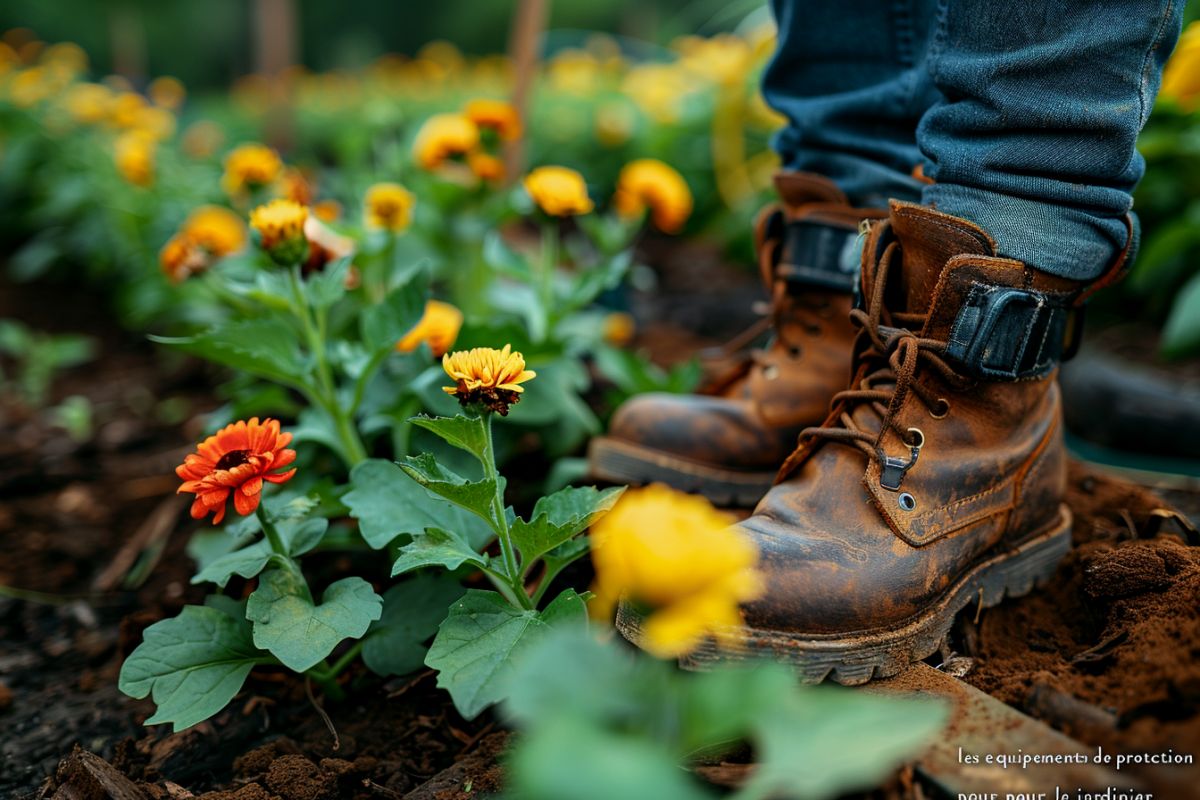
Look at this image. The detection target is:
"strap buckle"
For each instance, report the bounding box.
[775,220,861,293]
[946,284,1078,380]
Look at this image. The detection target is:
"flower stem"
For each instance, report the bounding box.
[536,222,558,341]
[257,504,288,557]
[478,412,533,610]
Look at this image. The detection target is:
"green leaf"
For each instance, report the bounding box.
[391,527,489,576]
[398,452,499,524]
[362,575,465,677]
[151,318,307,387]
[425,588,587,719]
[508,717,714,800]
[246,570,383,672]
[306,256,352,308]
[740,687,946,800]
[567,251,633,310]
[343,459,492,550]
[361,276,427,352]
[482,230,532,279]
[510,486,624,564]
[118,605,268,733]
[1162,269,1200,358]
[192,518,328,588]
[408,414,488,462]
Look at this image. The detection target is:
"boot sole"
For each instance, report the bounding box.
[615,505,1072,685]
[587,437,776,507]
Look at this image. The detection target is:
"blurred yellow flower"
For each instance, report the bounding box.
[109,91,149,128]
[250,199,309,264]
[601,311,636,347]
[63,82,112,125]
[1161,21,1200,109]
[614,159,693,234]
[594,101,636,148]
[442,344,536,415]
[622,64,692,124]
[397,299,464,358]
[10,67,52,107]
[674,34,753,87]
[41,42,87,75]
[148,75,186,110]
[160,233,207,283]
[467,151,505,182]
[181,120,224,159]
[313,199,342,222]
[413,113,479,170]
[114,131,155,187]
[182,206,246,257]
[364,182,415,231]
[547,49,601,95]
[464,98,522,141]
[523,166,593,217]
[222,143,284,197]
[131,105,176,141]
[277,167,313,205]
[590,484,764,659]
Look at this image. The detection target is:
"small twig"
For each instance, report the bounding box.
[457,721,496,755]
[972,587,985,625]
[361,779,402,799]
[387,669,434,699]
[305,676,340,751]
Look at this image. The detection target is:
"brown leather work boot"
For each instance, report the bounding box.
[619,201,1131,683]
[588,173,886,506]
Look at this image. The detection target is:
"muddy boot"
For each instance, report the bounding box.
[588,173,885,506]
[625,201,1131,682]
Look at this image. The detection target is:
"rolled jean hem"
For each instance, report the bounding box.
[920,183,1128,281]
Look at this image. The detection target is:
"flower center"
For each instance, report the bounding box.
[215,449,251,471]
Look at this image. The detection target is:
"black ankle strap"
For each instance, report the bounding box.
[946,284,1083,380]
[767,214,861,293]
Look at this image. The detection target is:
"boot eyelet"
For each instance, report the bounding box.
[929,398,950,419]
[906,427,925,449]
[898,492,917,511]
[762,364,780,380]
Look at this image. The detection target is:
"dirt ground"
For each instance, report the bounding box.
[3,250,1200,799]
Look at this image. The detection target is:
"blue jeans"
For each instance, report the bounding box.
[763,0,1184,280]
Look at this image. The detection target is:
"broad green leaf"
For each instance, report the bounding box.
[361,276,427,352]
[510,485,623,564]
[508,717,714,800]
[362,575,465,677]
[118,605,269,733]
[740,688,946,800]
[151,318,307,387]
[1162,269,1200,358]
[398,453,499,524]
[306,256,352,308]
[408,414,488,462]
[567,251,633,310]
[343,459,492,550]
[482,230,532,279]
[192,518,328,588]
[246,570,382,672]
[391,527,489,576]
[425,588,586,719]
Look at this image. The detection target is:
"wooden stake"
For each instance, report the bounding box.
[505,0,549,183]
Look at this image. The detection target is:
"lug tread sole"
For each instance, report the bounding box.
[587,437,775,507]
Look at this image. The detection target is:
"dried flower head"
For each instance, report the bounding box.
[222,143,284,197]
[590,484,764,658]
[413,113,480,171]
[442,344,536,415]
[182,205,246,257]
[364,182,416,232]
[523,166,593,217]
[250,199,309,265]
[175,417,297,524]
[397,300,463,358]
[464,98,522,141]
[613,159,693,234]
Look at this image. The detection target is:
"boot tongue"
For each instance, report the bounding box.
[887,202,996,314]
[774,172,848,213]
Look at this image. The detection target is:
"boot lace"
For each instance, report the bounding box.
[798,240,972,488]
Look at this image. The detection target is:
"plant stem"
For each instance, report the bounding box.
[536,222,558,341]
[478,413,533,610]
[257,504,288,557]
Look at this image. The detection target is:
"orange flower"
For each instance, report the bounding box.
[159,233,206,283]
[397,299,463,357]
[176,417,297,524]
[412,113,479,170]
[523,166,593,217]
[464,98,522,141]
[613,159,693,234]
[467,151,505,182]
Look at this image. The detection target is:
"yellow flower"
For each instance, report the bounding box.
[601,311,636,347]
[62,82,112,124]
[181,120,224,159]
[441,344,536,415]
[622,64,693,124]
[613,159,693,234]
[464,98,522,141]
[412,113,479,170]
[109,91,149,129]
[10,67,51,107]
[397,300,464,358]
[523,166,593,217]
[183,206,246,257]
[467,151,505,182]
[148,75,186,110]
[1161,21,1200,110]
[313,199,342,222]
[277,167,313,205]
[222,143,284,197]
[364,182,416,232]
[674,34,753,87]
[159,234,206,283]
[130,105,176,141]
[250,199,309,265]
[590,484,764,659]
[114,131,155,187]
